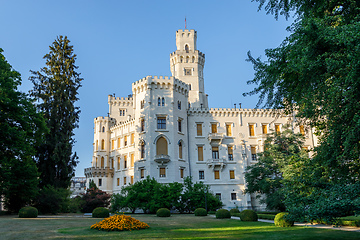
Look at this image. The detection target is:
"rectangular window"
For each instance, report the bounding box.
[251,146,257,161]
[231,193,237,200]
[275,124,280,134]
[157,117,166,129]
[111,139,114,150]
[180,169,184,178]
[117,157,120,170]
[123,177,126,185]
[124,155,127,168]
[141,119,145,132]
[185,68,192,75]
[214,170,220,179]
[124,136,127,146]
[197,123,202,136]
[159,167,166,178]
[131,133,134,144]
[249,124,255,136]
[178,119,182,132]
[212,147,219,159]
[117,138,120,148]
[198,146,204,161]
[117,178,119,186]
[130,153,134,168]
[228,146,233,160]
[262,124,268,134]
[199,170,204,180]
[226,124,232,136]
[211,123,217,133]
[131,176,134,184]
[98,178,102,187]
[216,193,221,200]
[140,169,144,178]
[230,170,235,179]
[300,125,305,136]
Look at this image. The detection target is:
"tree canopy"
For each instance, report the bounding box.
[30,36,82,189]
[0,48,46,212]
[246,0,360,221]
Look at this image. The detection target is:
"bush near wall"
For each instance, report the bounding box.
[215,209,231,219]
[156,208,171,217]
[230,208,240,215]
[239,210,258,221]
[18,207,38,218]
[194,208,207,216]
[92,207,109,218]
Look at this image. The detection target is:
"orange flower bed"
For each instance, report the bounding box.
[90,214,149,231]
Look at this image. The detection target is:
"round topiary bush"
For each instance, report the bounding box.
[92,207,109,218]
[230,208,240,215]
[18,206,38,218]
[215,209,231,219]
[274,212,294,227]
[239,209,258,221]
[156,208,171,217]
[194,208,207,216]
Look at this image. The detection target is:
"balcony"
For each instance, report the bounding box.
[154,154,171,164]
[206,158,227,171]
[84,167,114,178]
[208,133,223,144]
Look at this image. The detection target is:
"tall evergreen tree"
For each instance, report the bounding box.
[30,36,82,189]
[0,48,46,212]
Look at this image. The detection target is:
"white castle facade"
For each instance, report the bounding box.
[84,29,317,209]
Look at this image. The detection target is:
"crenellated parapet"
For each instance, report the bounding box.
[110,118,135,132]
[132,75,189,96]
[188,107,285,118]
[108,95,133,107]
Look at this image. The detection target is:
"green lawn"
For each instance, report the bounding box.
[0,214,359,240]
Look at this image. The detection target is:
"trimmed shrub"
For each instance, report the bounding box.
[274,212,294,227]
[18,206,38,218]
[230,208,240,215]
[91,214,149,231]
[258,214,276,220]
[194,208,207,216]
[156,208,171,217]
[239,209,258,221]
[92,207,109,218]
[215,209,231,219]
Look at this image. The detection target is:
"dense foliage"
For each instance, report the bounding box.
[274,212,294,227]
[194,208,208,216]
[30,36,82,189]
[247,0,360,222]
[111,176,222,214]
[230,208,240,215]
[156,208,171,217]
[239,210,258,221]
[0,49,46,213]
[90,214,149,231]
[80,187,111,213]
[245,124,306,211]
[34,185,71,214]
[215,209,231,219]
[18,207,38,218]
[92,207,110,218]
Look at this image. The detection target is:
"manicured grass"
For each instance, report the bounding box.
[1,214,359,239]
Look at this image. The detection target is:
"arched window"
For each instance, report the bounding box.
[140,141,145,159]
[162,97,165,106]
[180,56,183,63]
[158,97,161,106]
[101,139,105,150]
[102,126,105,132]
[156,137,168,155]
[96,140,98,150]
[101,157,104,168]
[178,101,181,110]
[192,56,195,63]
[178,141,183,159]
[95,157,98,167]
[111,158,114,169]
[186,56,189,63]
[185,44,189,53]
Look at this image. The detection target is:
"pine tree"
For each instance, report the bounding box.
[30,36,82,189]
[0,48,46,212]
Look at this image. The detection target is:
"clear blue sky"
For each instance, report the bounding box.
[0,0,293,176]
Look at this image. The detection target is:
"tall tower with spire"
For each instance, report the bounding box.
[170,29,208,108]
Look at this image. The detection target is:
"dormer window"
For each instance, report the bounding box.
[185,44,189,53]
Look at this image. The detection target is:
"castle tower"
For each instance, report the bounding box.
[170,29,208,108]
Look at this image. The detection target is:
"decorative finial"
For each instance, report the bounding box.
[185,17,187,29]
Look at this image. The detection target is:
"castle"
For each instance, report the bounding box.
[84,29,317,209]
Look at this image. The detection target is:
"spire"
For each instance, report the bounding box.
[185,17,187,29]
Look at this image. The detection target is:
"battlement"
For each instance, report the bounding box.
[188,107,284,118]
[94,116,116,122]
[132,75,189,95]
[110,118,135,132]
[176,29,197,36]
[108,95,133,107]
